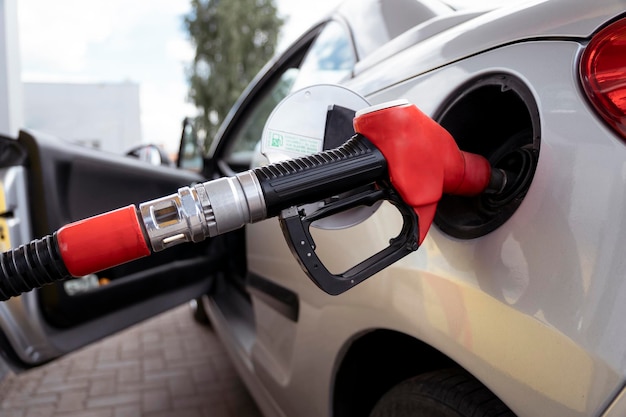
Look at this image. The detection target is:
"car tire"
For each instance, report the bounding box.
[369,368,515,417]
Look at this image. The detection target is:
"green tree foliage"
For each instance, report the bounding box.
[184,0,283,145]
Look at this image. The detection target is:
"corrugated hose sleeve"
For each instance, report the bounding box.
[0,234,69,301]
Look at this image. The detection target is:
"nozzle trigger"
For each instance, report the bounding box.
[279,187,419,295]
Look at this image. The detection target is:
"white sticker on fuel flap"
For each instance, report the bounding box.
[265,129,322,158]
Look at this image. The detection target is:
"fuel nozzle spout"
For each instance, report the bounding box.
[485,168,508,195]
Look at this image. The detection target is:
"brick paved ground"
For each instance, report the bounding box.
[0,304,263,417]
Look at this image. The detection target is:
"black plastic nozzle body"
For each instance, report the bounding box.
[255,134,388,217]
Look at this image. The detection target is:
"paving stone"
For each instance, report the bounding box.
[24,404,56,417]
[54,409,113,417]
[56,391,87,412]
[167,374,195,394]
[89,378,117,397]
[200,404,231,417]
[145,408,202,417]
[172,393,220,410]
[69,357,95,373]
[2,394,58,410]
[65,369,117,383]
[113,404,141,417]
[142,357,165,372]
[144,368,189,383]
[141,389,171,413]
[0,304,262,417]
[117,367,142,384]
[86,392,141,409]
[1,410,25,417]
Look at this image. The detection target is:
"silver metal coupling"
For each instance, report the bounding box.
[138,171,267,252]
[138,185,208,252]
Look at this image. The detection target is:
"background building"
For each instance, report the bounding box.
[0,0,21,139]
[23,82,142,153]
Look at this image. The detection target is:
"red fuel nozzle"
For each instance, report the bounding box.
[0,98,502,300]
[354,100,493,244]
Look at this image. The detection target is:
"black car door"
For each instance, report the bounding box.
[0,128,228,368]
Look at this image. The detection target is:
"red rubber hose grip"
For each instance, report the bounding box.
[56,205,151,277]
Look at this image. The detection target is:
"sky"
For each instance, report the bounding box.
[16,0,342,154]
[16,1,517,154]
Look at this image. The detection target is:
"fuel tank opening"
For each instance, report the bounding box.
[434,73,540,239]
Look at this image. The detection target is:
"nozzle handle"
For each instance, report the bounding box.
[254,135,388,217]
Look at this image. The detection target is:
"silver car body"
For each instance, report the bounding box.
[204,0,626,416]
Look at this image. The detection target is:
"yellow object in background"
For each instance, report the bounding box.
[0,183,6,214]
[0,184,10,251]
[0,218,10,252]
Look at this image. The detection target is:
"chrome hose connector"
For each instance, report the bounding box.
[198,171,266,237]
[139,171,267,252]
[139,186,208,252]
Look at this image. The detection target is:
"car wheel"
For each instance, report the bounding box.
[370,368,515,417]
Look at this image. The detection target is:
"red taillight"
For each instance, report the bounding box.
[581,18,626,139]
